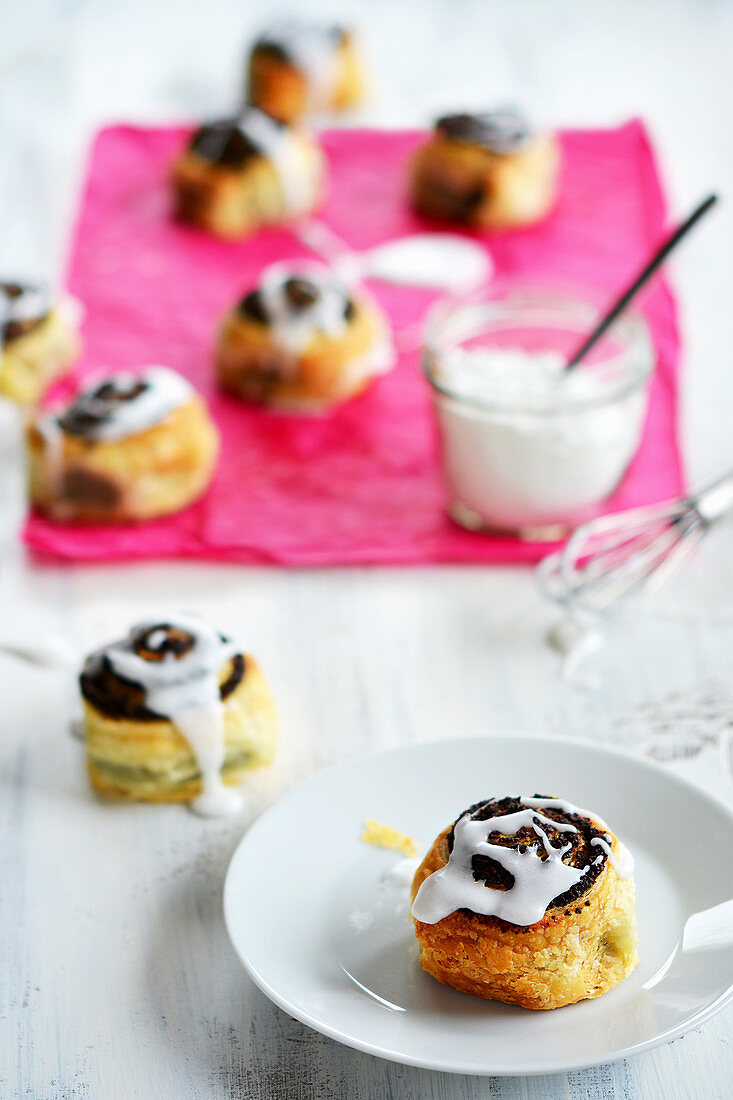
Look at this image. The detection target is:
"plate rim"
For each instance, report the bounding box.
[224,732,733,1076]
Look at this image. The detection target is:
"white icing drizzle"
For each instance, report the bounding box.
[591,835,634,879]
[255,264,353,352]
[251,263,396,386]
[40,366,193,443]
[520,795,609,832]
[100,614,243,817]
[411,795,620,927]
[256,21,342,110]
[1,281,52,341]
[35,366,194,500]
[238,108,319,215]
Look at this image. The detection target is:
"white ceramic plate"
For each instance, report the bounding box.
[224,735,733,1076]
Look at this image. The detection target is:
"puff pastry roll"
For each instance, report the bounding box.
[27,366,219,522]
[411,794,637,1009]
[216,263,394,410]
[0,281,80,404]
[409,109,559,230]
[247,20,365,123]
[81,615,278,815]
[172,108,324,238]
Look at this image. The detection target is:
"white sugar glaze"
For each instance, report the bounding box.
[0,281,52,337]
[102,614,243,817]
[254,263,396,381]
[36,366,194,495]
[40,366,193,443]
[257,264,351,352]
[411,795,624,926]
[239,108,319,215]
[591,835,634,878]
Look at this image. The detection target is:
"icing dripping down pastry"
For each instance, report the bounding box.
[591,835,634,879]
[99,615,243,817]
[411,795,618,927]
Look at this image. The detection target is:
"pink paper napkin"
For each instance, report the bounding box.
[24,120,684,565]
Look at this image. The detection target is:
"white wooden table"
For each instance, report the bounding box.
[2,2,732,1096]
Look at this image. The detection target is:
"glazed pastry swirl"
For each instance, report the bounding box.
[1,280,51,344]
[44,366,194,443]
[412,795,630,927]
[238,264,355,353]
[81,620,244,722]
[189,108,317,214]
[82,616,246,816]
[436,109,532,155]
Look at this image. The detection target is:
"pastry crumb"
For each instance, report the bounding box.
[361,819,419,857]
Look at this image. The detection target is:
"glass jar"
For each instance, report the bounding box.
[423,289,655,539]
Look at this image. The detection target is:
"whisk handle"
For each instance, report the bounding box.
[690,469,733,524]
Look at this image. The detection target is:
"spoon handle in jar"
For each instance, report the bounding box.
[565,193,719,370]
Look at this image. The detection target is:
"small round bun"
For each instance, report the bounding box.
[247,22,365,123]
[409,110,559,230]
[27,368,219,522]
[216,265,393,410]
[81,618,278,804]
[172,110,324,239]
[0,282,80,405]
[411,795,638,1009]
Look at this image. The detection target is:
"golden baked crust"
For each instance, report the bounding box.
[26,395,219,522]
[247,34,364,124]
[409,131,559,230]
[216,295,390,410]
[171,136,323,239]
[0,306,80,405]
[85,655,278,802]
[411,821,638,1010]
